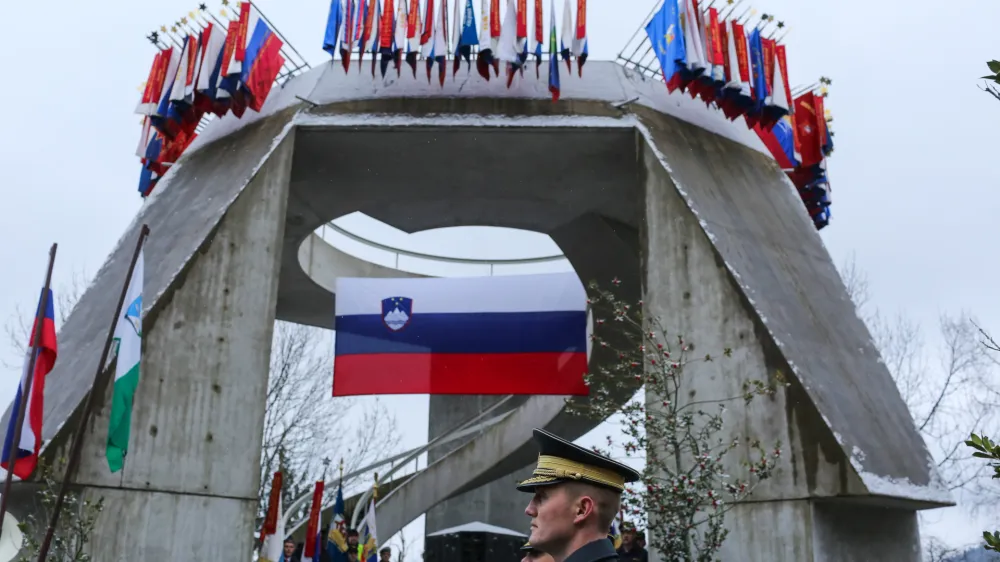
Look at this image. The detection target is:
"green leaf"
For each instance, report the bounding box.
[988,60,1000,73]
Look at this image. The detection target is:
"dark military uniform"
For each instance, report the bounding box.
[517,429,641,562]
[521,539,619,562]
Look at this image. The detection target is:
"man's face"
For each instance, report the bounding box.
[622,530,636,546]
[524,485,579,551]
[348,536,359,547]
[380,550,391,561]
[283,541,296,557]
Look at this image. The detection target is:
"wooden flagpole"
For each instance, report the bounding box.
[37,225,149,562]
[0,243,57,536]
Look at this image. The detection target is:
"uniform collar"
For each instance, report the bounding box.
[564,538,618,562]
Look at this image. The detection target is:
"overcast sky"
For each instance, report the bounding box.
[1,0,998,557]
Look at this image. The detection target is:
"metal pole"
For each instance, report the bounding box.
[248,0,311,70]
[0,244,57,535]
[37,225,150,562]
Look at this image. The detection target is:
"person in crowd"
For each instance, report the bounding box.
[615,525,647,562]
[280,538,300,562]
[347,529,360,552]
[346,549,359,562]
[636,530,646,550]
[517,428,641,562]
[379,546,392,561]
[520,542,555,562]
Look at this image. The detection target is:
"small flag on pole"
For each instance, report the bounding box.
[106,247,143,473]
[548,0,560,102]
[2,289,57,480]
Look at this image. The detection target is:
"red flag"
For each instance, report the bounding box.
[490,0,501,38]
[380,0,395,50]
[421,0,435,44]
[534,0,543,43]
[708,9,724,70]
[517,0,527,38]
[219,21,240,77]
[407,0,419,38]
[247,35,284,112]
[260,472,283,542]
[360,0,378,69]
[303,481,325,558]
[733,22,750,83]
[814,93,828,146]
[234,2,251,62]
[576,0,586,40]
[793,92,823,168]
[762,37,776,96]
[342,0,355,72]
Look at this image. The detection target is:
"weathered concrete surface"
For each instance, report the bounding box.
[0,109,297,467]
[70,132,292,559]
[634,106,946,505]
[638,112,931,560]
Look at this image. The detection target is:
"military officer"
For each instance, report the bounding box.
[517,428,641,562]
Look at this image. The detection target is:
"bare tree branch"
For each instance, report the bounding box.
[840,258,1000,527]
[257,322,402,527]
[838,253,871,315]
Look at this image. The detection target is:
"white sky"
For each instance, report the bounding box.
[1,0,998,558]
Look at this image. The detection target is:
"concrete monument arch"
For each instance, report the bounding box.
[3,61,948,561]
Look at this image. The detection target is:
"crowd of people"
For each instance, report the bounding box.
[279,427,650,562]
[277,530,393,562]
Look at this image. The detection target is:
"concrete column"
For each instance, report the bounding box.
[56,134,295,560]
[639,139,921,561]
[424,395,535,538]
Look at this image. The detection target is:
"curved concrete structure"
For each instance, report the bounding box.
[3,61,949,560]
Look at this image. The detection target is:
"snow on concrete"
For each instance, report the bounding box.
[849,448,953,505]
[185,61,778,162]
[294,111,637,129]
[427,521,527,537]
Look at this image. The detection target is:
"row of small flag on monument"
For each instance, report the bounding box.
[259,468,381,562]
[643,0,835,229]
[134,2,291,198]
[321,0,589,96]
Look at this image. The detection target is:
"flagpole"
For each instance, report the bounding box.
[37,225,150,562]
[0,243,57,536]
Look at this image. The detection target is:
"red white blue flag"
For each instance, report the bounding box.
[333,273,588,396]
[2,288,57,479]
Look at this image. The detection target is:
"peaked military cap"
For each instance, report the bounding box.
[516,428,640,492]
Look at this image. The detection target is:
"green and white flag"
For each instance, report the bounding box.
[106,250,143,473]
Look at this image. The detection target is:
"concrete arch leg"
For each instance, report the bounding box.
[55,135,294,560]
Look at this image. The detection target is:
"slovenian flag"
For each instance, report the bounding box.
[333,273,588,396]
[2,287,57,480]
[107,247,143,473]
